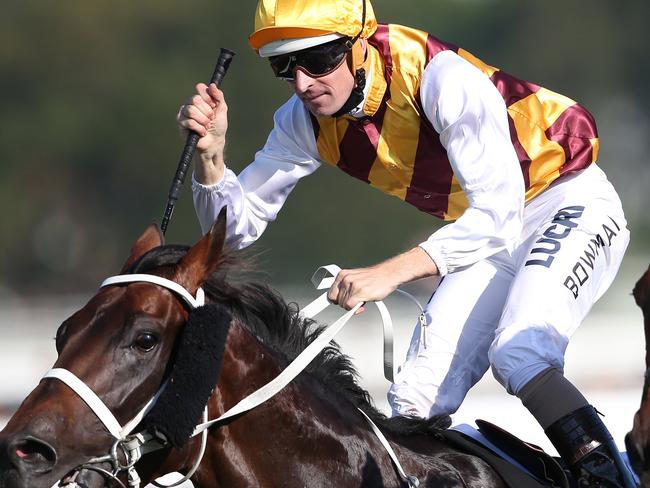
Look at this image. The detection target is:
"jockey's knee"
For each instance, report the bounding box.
[488,324,567,395]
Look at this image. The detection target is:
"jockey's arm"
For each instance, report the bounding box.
[417,51,525,276]
[182,88,320,246]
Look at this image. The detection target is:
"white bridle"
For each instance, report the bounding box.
[42,267,424,488]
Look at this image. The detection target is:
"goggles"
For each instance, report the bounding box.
[269,38,351,81]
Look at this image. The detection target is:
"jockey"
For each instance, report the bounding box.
[178,0,634,486]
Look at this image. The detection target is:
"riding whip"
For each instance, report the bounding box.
[161,48,235,234]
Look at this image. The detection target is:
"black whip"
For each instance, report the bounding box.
[161,48,235,235]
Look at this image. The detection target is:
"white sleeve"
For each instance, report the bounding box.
[417,51,525,276]
[192,95,321,248]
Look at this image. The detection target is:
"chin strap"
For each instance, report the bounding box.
[332,67,366,117]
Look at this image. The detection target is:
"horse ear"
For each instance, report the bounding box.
[175,208,227,290]
[633,265,650,308]
[120,223,164,273]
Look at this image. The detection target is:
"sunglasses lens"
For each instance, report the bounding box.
[269,39,349,80]
[301,46,347,75]
[269,55,295,79]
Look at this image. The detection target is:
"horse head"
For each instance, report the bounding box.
[626,264,650,486]
[0,210,229,488]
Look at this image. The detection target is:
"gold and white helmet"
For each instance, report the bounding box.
[249,0,377,71]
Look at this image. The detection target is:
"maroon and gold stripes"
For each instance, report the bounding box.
[457,49,598,202]
[310,23,598,221]
[548,104,599,176]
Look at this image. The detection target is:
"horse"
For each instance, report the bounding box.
[0,210,509,488]
[626,264,650,487]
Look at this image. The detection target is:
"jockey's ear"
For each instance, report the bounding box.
[120,223,164,273]
[175,207,227,291]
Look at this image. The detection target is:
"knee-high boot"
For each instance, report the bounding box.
[545,405,637,487]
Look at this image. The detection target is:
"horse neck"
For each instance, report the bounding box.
[215,319,366,425]
[202,320,385,485]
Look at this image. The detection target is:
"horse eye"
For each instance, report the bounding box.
[134,332,159,352]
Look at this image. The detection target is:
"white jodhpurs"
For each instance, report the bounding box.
[388,164,630,419]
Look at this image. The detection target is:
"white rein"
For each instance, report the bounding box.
[43,266,426,488]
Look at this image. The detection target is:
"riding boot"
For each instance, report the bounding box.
[545,405,637,488]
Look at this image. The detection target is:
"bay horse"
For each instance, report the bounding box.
[0,211,507,488]
[626,264,650,487]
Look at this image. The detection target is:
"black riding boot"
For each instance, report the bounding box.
[545,405,637,488]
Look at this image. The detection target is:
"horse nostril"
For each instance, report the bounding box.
[9,436,57,473]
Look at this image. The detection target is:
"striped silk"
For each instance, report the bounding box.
[310,24,598,221]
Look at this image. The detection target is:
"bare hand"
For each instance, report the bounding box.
[176,83,228,183]
[327,265,399,312]
[326,248,439,313]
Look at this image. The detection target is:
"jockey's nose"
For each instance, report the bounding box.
[293,69,315,93]
[5,435,57,474]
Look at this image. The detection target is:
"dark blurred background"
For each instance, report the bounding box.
[1,0,649,295]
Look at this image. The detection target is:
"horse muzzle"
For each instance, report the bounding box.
[0,435,112,488]
[0,434,58,488]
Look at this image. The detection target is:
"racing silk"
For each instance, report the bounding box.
[193,23,600,276]
[310,23,599,221]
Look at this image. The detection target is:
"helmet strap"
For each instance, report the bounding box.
[332,66,366,117]
[331,0,369,117]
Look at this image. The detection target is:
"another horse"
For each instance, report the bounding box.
[626,265,650,487]
[0,212,507,488]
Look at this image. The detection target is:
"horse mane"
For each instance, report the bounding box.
[131,245,450,437]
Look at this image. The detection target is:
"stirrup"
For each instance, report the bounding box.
[573,443,627,487]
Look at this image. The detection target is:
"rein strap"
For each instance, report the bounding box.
[302,264,426,383]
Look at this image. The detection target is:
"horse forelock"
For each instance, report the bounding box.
[128,244,190,274]
[129,244,448,437]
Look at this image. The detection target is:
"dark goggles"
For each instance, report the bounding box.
[269,38,352,81]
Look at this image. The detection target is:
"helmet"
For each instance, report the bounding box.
[249,0,377,56]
